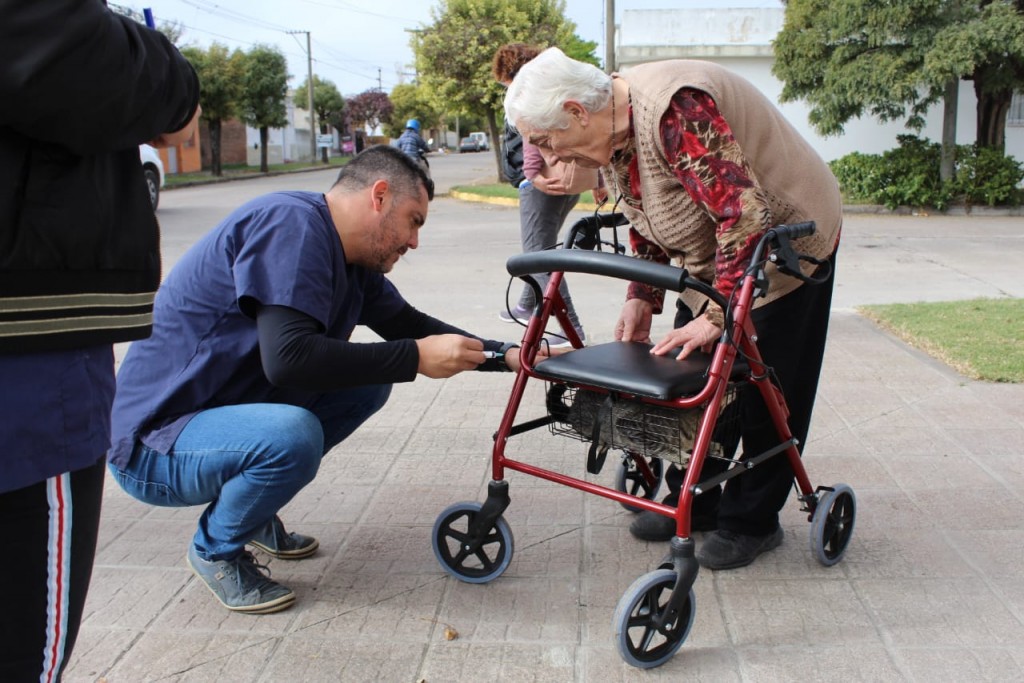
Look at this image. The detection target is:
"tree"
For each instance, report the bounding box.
[240,45,289,173]
[294,76,345,163]
[414,0,597,180]
[925,1,1024,151]
[772,0,1024,152]
[347,90,395,138]
[181,43,244,176]
[387,83,442,138]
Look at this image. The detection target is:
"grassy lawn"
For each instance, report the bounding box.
[859,298,1024,383]
[452,183,600,205]
[166,156,349,186]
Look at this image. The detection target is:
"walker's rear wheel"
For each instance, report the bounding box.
[809,484,856,566]
[613,569,694,669]
[614,453,664,512]
[432,502,514,583]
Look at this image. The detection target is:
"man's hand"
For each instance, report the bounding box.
[615,299,654,343]
[416,334,486,378]
[649,314,723,360]
[503,346,523,371]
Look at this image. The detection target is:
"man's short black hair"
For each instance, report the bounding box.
[332,144,434,201]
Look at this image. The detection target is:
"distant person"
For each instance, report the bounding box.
[0,1,200,679]
[107,146,529,614]
[492,43,605,347]
[505,48,841,569]
[396,118,431,177]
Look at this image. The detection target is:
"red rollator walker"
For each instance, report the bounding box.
[431,212,856,669]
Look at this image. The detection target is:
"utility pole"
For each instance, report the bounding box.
[378,67,383,91]
[605,0,615,73]
[288,30,316,162]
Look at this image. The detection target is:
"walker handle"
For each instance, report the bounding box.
[507,250,689,293]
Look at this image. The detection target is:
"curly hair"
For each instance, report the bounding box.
[491,43,542,84]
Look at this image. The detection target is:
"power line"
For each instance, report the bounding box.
[176,0,295,33]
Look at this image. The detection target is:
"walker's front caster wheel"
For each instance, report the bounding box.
[809,483,856,566]
[614,453,664,512]
[432,502,514,584]
[612,569,695,669]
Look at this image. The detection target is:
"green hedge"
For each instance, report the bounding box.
[829,135,1024,210]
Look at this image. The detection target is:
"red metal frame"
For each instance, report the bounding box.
[491,264,817,538]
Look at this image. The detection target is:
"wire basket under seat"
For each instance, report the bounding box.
[546,383,741,467]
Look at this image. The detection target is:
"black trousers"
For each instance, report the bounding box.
[666,252,837,535]
[0,455,105,682]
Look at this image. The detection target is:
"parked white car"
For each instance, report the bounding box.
[468,131,489,151]
[139,144,165,210]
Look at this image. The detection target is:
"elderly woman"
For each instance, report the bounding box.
[505,48,842,570]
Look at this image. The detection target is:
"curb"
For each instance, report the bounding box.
[841,203,1024,217]
[165,163,344,191]
[451,191,1024,217]
[449,190,602,212]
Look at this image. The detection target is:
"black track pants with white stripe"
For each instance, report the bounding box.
[0,455,104,682]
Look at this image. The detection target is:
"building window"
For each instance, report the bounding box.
[1009,92,1024,127]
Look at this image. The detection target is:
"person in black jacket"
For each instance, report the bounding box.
[0,2,200,679]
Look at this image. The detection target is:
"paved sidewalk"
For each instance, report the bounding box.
[65,197,1024,682]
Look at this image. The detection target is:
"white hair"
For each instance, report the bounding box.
[504,47,612,132]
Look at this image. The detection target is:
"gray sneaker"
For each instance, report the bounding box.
[187,546,296,614]
[544,325,586,349]
[498,305,531,324]
[249,516,319,560]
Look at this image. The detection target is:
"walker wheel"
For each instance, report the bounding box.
[614,453,664,512]
[432,502,514,584]
[809,484,856,566]
[612,569,694,669]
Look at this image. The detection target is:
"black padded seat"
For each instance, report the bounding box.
[533,341,748,401]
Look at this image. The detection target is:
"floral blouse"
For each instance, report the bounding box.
[617,88,771,325]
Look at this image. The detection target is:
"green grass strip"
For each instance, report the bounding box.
[859,298,1024,383]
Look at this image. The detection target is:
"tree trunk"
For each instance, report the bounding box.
[210,119,222,177]
[974,81,1011,152]
[259,126,269,174]
[940,79,958,182]
[486,108,503,183]
[320,123,329,164]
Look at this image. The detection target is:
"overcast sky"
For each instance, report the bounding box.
[132,0,781,96]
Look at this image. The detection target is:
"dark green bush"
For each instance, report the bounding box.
[950,145,1024,207]
[829,135,1023,210]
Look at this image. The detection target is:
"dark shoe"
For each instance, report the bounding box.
[629,510,718,542]
[187,546,295,614]
[249,516,319,560]
[696,527,784,570]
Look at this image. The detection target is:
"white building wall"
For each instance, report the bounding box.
[244,95,317,165]
[617,8,1024,163]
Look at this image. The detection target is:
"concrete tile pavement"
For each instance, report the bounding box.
[64,186,1024,681]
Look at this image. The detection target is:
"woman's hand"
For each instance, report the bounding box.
[615,299,654,343]
[530,174,570,196]
[649,314,723,360]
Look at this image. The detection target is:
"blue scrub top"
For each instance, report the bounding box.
[108,191,406,468]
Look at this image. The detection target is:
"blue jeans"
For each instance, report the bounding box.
[110,385,391,561]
